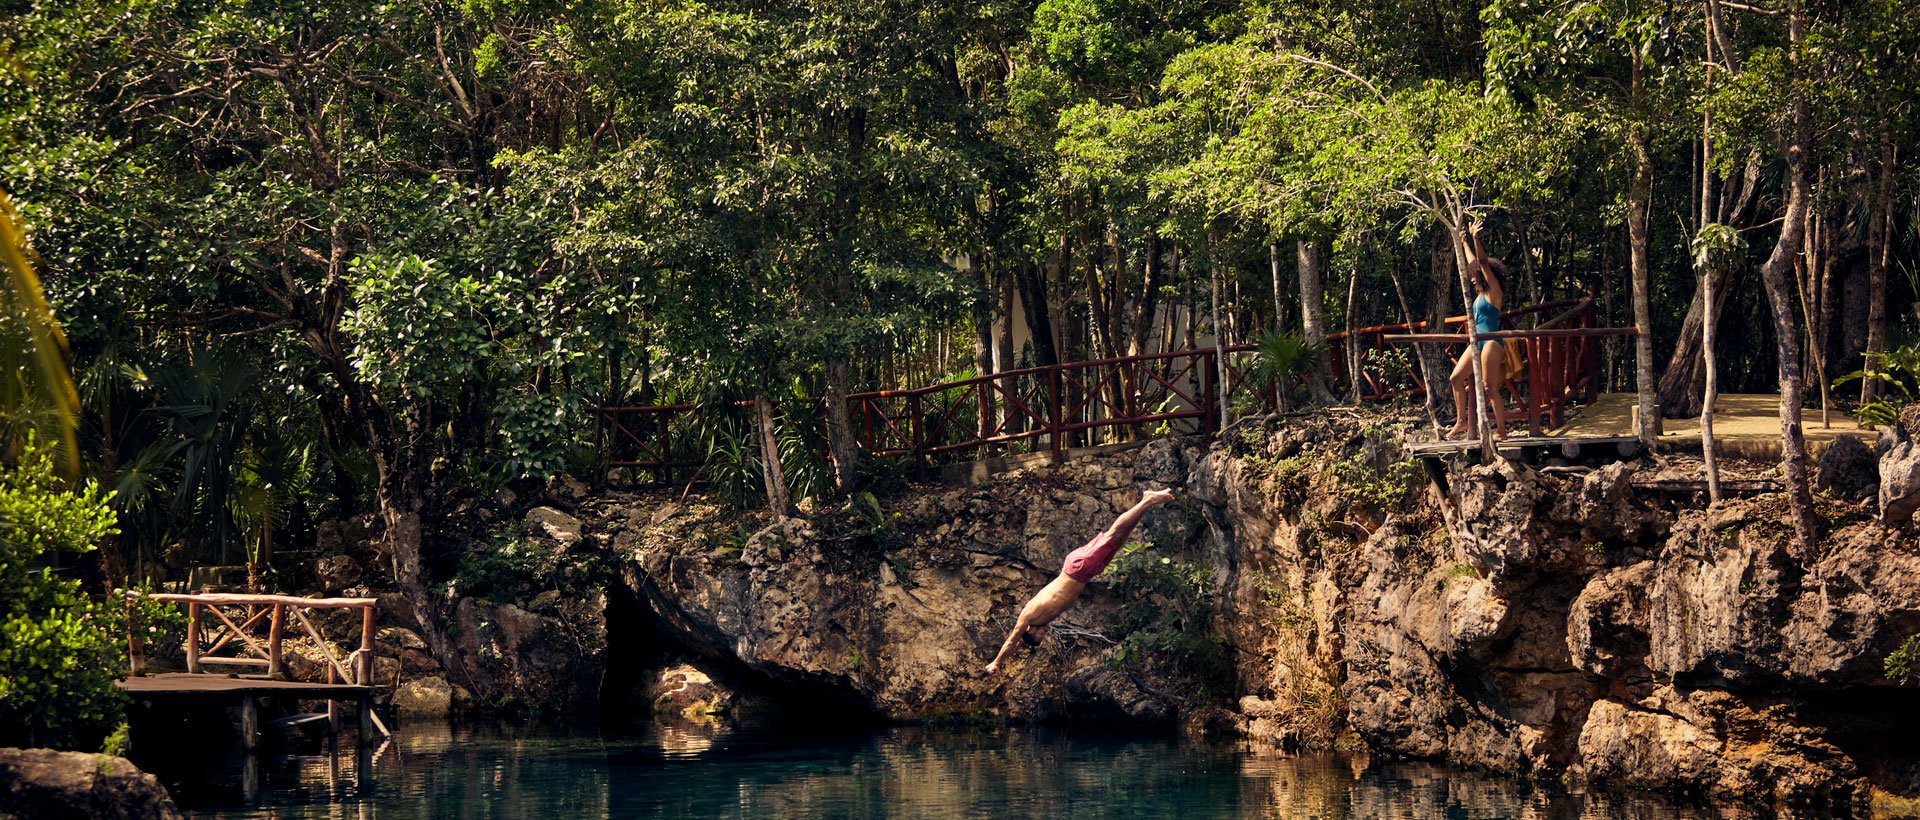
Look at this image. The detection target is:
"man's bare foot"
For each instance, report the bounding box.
[1142,488,1174,506]
[985,661,1001,675]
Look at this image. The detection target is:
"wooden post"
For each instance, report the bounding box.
[1202,351,1219,436]
[126,597,146,677]
[656,412,671,486]
[240,696,260,752]
[1048,366,1064,465]
[908,392,925,481]
[185,602,201,674]
[267,604,285,679]
[357,604,375,685]
[326,666,341,735]
[357,693,373,744]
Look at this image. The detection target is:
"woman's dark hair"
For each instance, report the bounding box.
[1468,257,1507,292]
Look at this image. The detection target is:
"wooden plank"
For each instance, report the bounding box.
[117,673,374,698]
[147,593,376,609]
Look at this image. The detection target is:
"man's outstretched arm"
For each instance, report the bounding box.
[985,613,1032,675]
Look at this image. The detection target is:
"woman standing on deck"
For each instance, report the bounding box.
[1444,221,1510,441]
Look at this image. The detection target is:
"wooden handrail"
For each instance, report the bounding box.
[126,592,378,686]
[144,592,376,609]
[599,296,1620,477]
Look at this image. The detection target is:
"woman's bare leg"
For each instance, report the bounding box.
[1480,341,1508,440]
[1446,351,1475,438]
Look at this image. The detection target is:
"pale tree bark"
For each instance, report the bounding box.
[1700,18,1722,503]
[1269,243,1286,332]
[1627,109,1658,444]
[1297,238,1336,403]
[755,397,792,516]
[1345,257,1361,404]
[967,253,993,435]
[1422,232,1456,415]
[1757,0,1819,550]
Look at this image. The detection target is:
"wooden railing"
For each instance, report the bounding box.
[598,298,1628,480]
[1383,298,1635,434]
[128,593,377,687]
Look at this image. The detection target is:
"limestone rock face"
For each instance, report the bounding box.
[1574,699,1721,789]
[453,593,606,713]
[1816,434,1877,501]
[0,748,181,819]
[1882,436,1920,524]
[571,416,1917,809]
[314,554,362,591]
[393,676,455,716]
[524,506,584,548]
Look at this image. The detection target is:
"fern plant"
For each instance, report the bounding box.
[1248,331,1328,412]
[1833,344,1920,428]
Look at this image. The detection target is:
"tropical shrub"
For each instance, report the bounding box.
[0,440,134,749]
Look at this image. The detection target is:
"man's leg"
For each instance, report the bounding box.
[1102,489,1173,545]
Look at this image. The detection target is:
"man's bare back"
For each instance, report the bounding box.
[985,488,1174,674]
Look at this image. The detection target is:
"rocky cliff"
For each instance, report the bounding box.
[452,415,1920,812]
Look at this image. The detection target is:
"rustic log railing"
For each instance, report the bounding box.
[598,298,1626,480]
[128,593,378,688]
[1382,298,1636,434]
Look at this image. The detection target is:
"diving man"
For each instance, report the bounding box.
[985,488,1175,674]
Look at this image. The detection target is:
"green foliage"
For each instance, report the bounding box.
[1104,540,1233,701]
[1834,344,1920,429]
[1886,634,1920,685]
[0,440,138,749]
[1248,331,1327,408]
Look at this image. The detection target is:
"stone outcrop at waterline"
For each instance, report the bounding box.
[530,418,1920,810]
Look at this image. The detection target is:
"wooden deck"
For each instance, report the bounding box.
[119,674,373,700]
[1556,393,1875,459]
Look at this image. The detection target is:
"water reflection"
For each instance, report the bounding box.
[168,721,1783,819]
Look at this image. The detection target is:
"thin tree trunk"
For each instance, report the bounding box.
[996,266,1018,433]
[1627,111,1658,444]
[1864,134,1895,404]
[1345,257,1361,405]
[1700,28,1721,503]
[1758,0,1818,549]
[1423,232,1456,414]
[1210,238,1229,430]
[1297,239,1336,403]
[755,397,792,516]
[1269,243,1286,333]
[968,254,993,436]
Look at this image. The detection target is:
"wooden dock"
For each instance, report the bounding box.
[119,674,382,752]
[1555,392,1875,459]
[120,592,391,754]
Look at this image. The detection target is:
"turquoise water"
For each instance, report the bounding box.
[159,720,1758,818]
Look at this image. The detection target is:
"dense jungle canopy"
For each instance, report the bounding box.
[2,0,1919,595]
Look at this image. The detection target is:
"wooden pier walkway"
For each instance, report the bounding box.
[120,592,390,753]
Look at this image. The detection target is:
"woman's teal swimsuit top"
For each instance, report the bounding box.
[1472,294,1501,349]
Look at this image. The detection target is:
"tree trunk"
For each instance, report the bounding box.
[1627,121,1658,444]
[1345,257,1361,404]
[755,397,792,516]
[1422,231,1456,414]
[1018,259,1059,366]
[968,253,993,436]
[1269,243,1286,333]
[1297,238,1336,404]
[1863,134,1894,405]
[1210,253,1228,431]
[1757,1,1818,549]
[996,265,1018,433]
[823,358,859,495]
